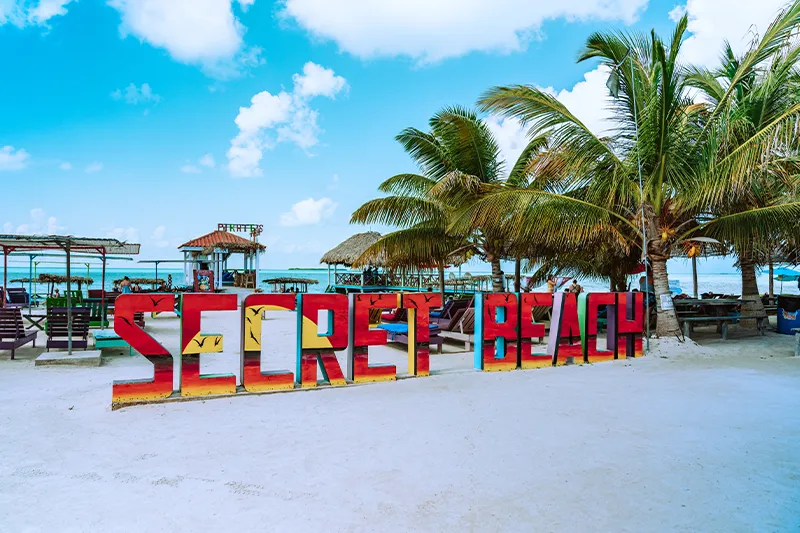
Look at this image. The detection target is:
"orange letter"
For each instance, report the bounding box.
[348,293,398,383]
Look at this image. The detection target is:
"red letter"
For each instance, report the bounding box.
[519,293,553,369]
[241,294,296,392]
[297,294,348,388]
[112,294,175,405]
[475,293,518,372]
[609,292,644,358]
[348,293,398,383]
[579,293,617,363]
[403,292,442,377]
[180,293,238,397]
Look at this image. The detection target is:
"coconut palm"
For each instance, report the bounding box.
[683,37,800,322]
[475,6,800,336]
[351,106,546,294]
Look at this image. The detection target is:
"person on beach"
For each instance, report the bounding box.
[568,279,583,294]
[120,277,132,294]
[546,275,557,293]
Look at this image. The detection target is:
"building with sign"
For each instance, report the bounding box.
[178,229,266,289]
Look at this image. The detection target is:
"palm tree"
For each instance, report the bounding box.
[475,6,800,336]
[684,36,800,322]
[352,106,546,294]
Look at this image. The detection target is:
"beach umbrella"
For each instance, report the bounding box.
[772,267,800,292]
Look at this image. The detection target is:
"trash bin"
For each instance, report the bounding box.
[777,295,800,335]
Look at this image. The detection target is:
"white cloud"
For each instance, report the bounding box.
[0,145,30,171]
[199,153,216,168]
[111,82,160,105]
[485,66,614,170]
[6,208,65,235]
[674,0,789,67]
[485,116,529,171]
[544,66,614,137]
[59,161,72,170]
[0,0,75,27]
[279,197,338,227]
[237,0,255,11]
[292,62,348,99]
[108,0,261,78]
[151,225,169,247]
[106,227,140,243]
[227,62,347,177]
[85,162,103,173]
[280,0,647,62]
[181,164,202,174]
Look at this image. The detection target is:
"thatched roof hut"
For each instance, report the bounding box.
[262,277,319,285]
[320,232,384,267]
[113,278,165,287]
[38,273,94,286]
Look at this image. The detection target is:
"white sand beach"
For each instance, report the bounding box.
[1,303,799,532]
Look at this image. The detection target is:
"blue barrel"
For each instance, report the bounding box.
[777,295,800,335]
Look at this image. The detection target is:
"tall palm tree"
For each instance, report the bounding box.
[475,6,800,336]
[352,106,546,294]
[684,37,800,322]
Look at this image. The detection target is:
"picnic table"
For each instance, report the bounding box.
[675,298,766,340]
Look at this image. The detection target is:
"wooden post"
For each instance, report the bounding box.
[692,256,698,298]
[101,251,107,330]
[769,260,774,298]
[66,240,72,355]
[2,246,6,308]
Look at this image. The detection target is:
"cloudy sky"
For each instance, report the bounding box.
[0,0,788,269]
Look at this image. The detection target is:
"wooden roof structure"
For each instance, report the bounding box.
[320,232,384,267]
[179,230,266,254]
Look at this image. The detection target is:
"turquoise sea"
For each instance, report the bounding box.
[1,265,797,297]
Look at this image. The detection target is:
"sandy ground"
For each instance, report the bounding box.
[1,306,799,532]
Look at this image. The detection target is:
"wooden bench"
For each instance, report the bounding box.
[0,308,37,359]
[681,314,768,341]
[93,329,132,356]
[793,328,800,357]
[46,307,90,351]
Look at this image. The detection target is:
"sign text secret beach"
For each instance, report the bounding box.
[110,291,644,408]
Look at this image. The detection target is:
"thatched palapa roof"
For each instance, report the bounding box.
[113,278,165,286]
[262,277,319,285]
[320,232,384,267]
[38,273,94,285]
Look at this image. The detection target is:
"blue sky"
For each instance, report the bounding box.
[0,0,786,272]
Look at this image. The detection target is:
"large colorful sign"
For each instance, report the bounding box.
[111,291,644,408]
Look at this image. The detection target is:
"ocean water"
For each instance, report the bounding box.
[1,266,798,297]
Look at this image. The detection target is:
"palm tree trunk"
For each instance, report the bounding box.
[651,255,681,337]
[438,264,446,305]
[738,247,765,329]
[490,258,503,293]
[514,257,521,292]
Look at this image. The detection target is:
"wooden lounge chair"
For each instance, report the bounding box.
[0,308,37,359]
[83,298,110,328]
[377,323,443,353]
[46,307,90,351]
[381,308,408,323]
[439,308,476,350]
[432,298,472,326]
[6,288,30,307]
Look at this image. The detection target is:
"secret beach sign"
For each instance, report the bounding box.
[110,291,644,408]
